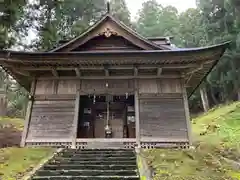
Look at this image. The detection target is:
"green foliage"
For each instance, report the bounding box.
[0,0,27,48]
[110,0,131,26]
[30,0,131,51]
[0,147,54,180]
[144,102,240,179]
[193,101,240,147]
[135,0,240,110]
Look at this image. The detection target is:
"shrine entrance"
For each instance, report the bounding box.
[77,95,135,139]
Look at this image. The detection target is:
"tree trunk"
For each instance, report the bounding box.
[210,87,218,105]
[238,89,240,101]
[0,95,7,116]
[200,87,210,112]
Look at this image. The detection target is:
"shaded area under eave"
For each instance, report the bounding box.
[0,42,230,98]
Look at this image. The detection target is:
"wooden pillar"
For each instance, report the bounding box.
[20,79,36,147]
[134,79,140,148]
[182,82,193,146]
[72,90,80,149]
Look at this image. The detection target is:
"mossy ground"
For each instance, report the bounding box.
[144,102,240,180]
[0,147,54,180]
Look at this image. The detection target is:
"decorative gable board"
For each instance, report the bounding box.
[72,35,143,51]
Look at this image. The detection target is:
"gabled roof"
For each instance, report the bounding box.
[50,14,172,52]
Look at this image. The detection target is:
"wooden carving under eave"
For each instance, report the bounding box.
[99,28,118,38]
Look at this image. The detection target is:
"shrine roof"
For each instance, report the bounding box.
[0,11,230,97]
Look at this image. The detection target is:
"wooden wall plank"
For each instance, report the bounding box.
[27,100,75,139]
[35,80,54,94]
[58,80,78,94]
[81,79,134,93]
[139,98,188,140]
[139,79,158,94]
[139,79,182,94]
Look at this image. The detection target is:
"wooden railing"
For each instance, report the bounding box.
[25,138,189,149]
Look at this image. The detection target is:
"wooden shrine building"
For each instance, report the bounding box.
[0,13,229,149]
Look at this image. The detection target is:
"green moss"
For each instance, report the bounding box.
[145,102,240,180]
[0,117,24,130]
[0,147,54,180]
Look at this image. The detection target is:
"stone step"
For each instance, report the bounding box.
[35,169,137,176]
[53,156,136,161]
[43,164,137,170]
[31,175,140,180]
[31,149,139,180]
[59,151,135,156]
[58,153,134,158]
[64,149,134,153]
[48,160,137,165]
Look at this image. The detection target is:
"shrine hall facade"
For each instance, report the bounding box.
[0,14,229,149]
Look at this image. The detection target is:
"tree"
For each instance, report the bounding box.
[136,0,163,37]
[0,0,27,49]
[110,0,131,26]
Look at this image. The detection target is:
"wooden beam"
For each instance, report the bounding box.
[38,75,182,80]
[72,90,80,149]
[11,67,30,76]
[51,69,58,77]
[80,88,134,95]
[139,93,183,99]
[34,94,76,101]
[182,81,192,146]
[186,64,203,75]
[134,79,140,148]
[20,79,36,147]
[75,68,81,77]
[21,64,200,71]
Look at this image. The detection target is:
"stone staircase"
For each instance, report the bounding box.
[31,149,140,180]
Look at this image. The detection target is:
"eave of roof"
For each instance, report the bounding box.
[0,41,230,97]
[0,42,230,57]
[147,36,173,41]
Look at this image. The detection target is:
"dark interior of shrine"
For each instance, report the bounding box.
[77,95,136,138]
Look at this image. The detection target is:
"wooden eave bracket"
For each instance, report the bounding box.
[51,68,59,77]
[185,63,204,84]
[105,68,109,76]
[157,67,162,76]
[75,68,81,77]
[134,67,138,77]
